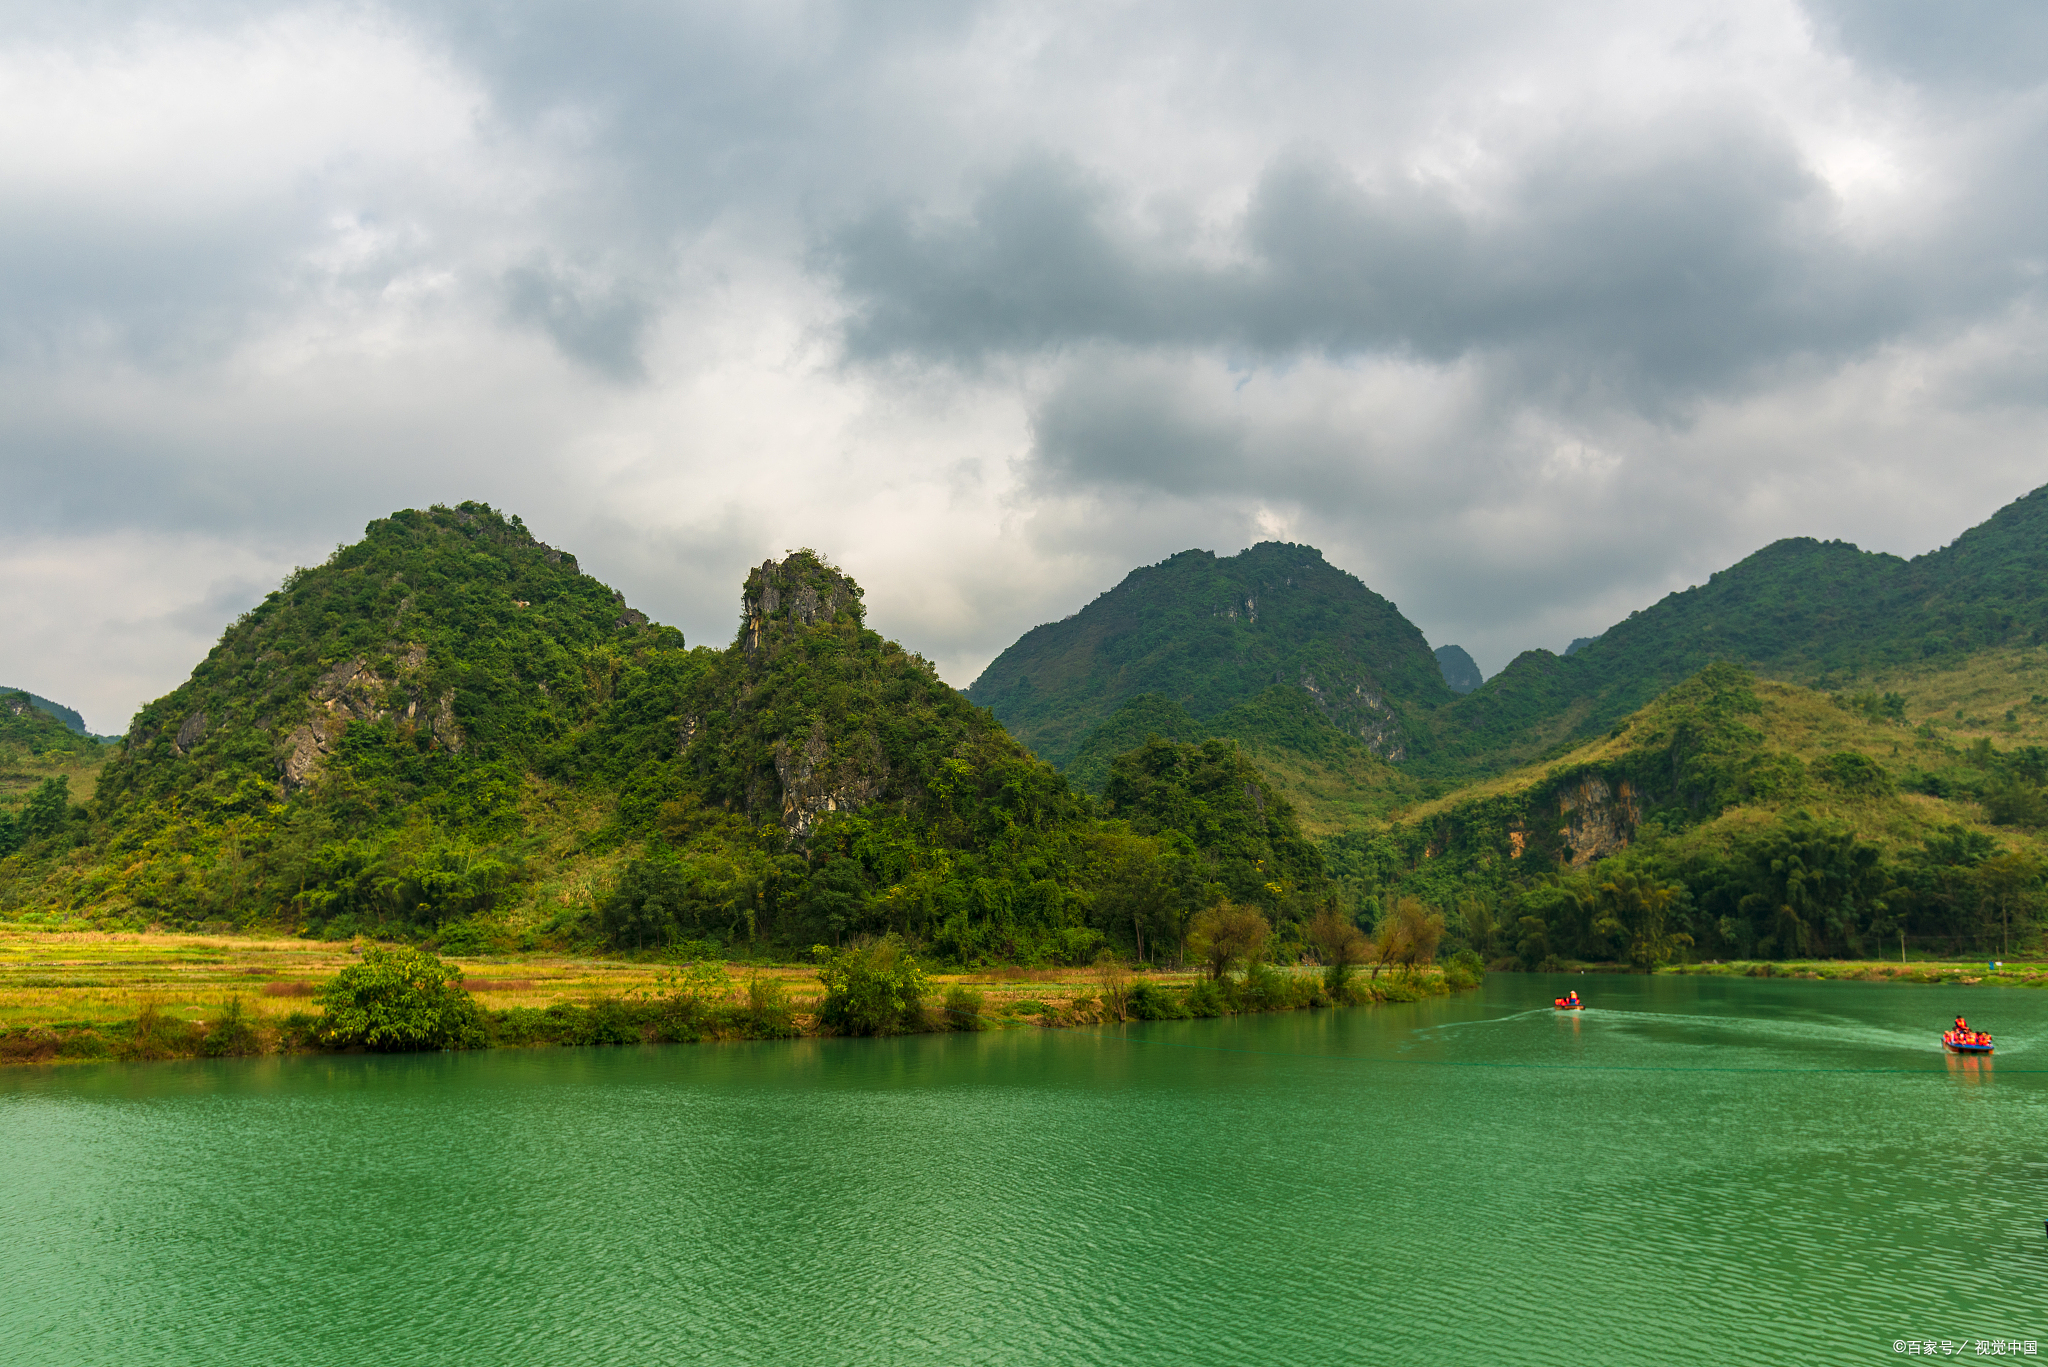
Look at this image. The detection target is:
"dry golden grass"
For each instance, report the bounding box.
[0,740,110,813]
[0,926,1229,1035]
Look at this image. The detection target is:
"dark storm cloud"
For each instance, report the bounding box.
[1804,0,2048,90]
[830,121,2026,410]
[503,262,653,381]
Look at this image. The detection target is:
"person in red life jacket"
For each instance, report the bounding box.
[1954,1015,1968,1036]
[1568,991,1581,1006]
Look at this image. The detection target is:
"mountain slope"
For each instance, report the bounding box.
[0,690,91,736]
[1064,687,1427,837]
[1332,662,2048,963]
[966,542,1453,770]
[1428,484,2048,776]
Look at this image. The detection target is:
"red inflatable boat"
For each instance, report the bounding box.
[1943,1029,1993,1054]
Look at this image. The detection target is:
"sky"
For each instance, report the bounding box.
[4,0,2046,733]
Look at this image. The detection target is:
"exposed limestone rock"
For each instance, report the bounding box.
[172,710,209,756]
[1556,776,1640,866]
[741,551,864,662]
[1298,670,1406,761]
[281,722,331,791]
[768,721,885,838]
[278,647,460,790]
[431,692,464,754]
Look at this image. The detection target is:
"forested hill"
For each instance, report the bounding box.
[1427,483,2048,776]
[6,504,1334,969]
[0,690,91,737]
[964,542,1452,770]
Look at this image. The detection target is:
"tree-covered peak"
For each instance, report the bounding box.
[966,538,1449,770]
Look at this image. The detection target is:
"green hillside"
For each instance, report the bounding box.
[0,689,91,736]
[965,542,1453,770]
[1332,663,2048,965]
[1065,687,1428,837]
[1429,484,2048,775]
[0,692,106,860]
[1,504,1332,969]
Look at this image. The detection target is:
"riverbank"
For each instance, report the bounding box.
[0,928,1457,1064]
[1657,958,2048,986]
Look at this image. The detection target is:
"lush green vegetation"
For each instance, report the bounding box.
[317,946,487,1050]
[0,506,1360,979]
[0,689,93,737]
[1331,664,2048,970]
[965,542,1452,770]
[1428,483,2048,775]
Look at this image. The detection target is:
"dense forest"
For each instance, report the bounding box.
[0,506,1335,969]
[6,483,2048,971]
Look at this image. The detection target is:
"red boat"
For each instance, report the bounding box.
[1943,1029,1993,1054]
[1554,996,1584,1010]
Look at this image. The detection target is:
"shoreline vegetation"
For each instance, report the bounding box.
[0,928,1473,1067]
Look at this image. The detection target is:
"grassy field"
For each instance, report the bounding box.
[0,926,1450,1064]
[1658,958,2048,987]
[0,737,110,816]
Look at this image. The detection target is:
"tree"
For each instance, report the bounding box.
[317,947,485,1051]
[1375,896,1443,978]
[19,776,69,840]
[1974,851,2044,957]
[1594,869,1692,972]
[1188,903,1271,981]
[1306,906,1370,994]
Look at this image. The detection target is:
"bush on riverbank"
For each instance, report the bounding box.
[814,937,931,1035]
[317,947,487,1051]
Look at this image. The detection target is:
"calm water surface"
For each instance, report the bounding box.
[4,974,2046,1366]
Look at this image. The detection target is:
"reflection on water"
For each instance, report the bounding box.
[3,973,2046,1367]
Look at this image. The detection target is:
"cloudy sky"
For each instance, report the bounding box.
[4,0,2046,732]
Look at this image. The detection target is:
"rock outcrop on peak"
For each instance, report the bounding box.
[741,550,865,661]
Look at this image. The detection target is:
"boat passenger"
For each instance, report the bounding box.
[1955,1016,1968,1034]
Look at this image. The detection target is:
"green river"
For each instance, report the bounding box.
[3,973,2045,1365]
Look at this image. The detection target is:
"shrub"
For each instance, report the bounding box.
[814,937,930,1035]
[122,1001,196,1060]
[1125,980,1190,1020]
[1094,951,1133,1021]
[944,984,989,1030]
[1443,948,1486,991]
[579,995,644,1045]
[1184,979,1226,1017]
[1239,961,1291,1010]
[644,962,734,1042]
[317,947,486,1051]
[742,974,799,1039]
[200,996,263,1057]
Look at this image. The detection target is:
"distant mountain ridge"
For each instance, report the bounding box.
[1433,645,1483,694]
[1429,483,2048,773]
[0,689,90,736]
[965,542,1452,770]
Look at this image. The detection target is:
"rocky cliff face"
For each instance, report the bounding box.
[1555,775,1640,866]
[279,649,463,792]
[742,551,864,663]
